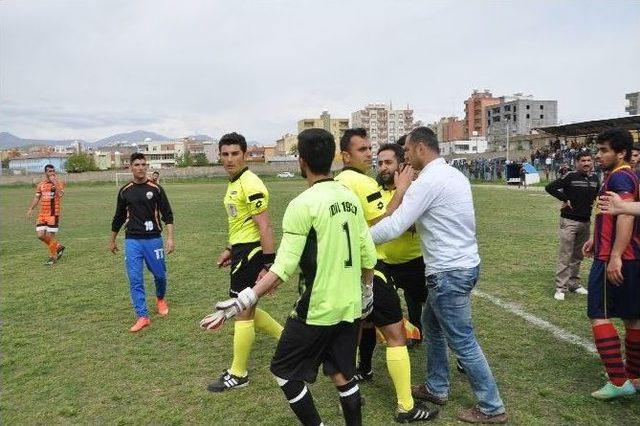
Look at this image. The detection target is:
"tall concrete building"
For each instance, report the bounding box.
[298,111,349,154]
[275,133,298,155]
[464,90,501,138]
[626,92,639,115]
[351,103,416,151]
[430,117,465,142]
[486,94,558,149]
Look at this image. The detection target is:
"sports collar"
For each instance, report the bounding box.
[230,167,249,182]
[611,163,631,173]
[342,166,367,175]
[312,178,334,186]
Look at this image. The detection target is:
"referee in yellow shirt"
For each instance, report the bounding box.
[376,143,426,347]
[207,132,284,393]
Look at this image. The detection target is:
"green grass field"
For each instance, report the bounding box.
[1,180,639,425]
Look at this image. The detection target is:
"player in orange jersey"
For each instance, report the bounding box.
[26,164,66,266]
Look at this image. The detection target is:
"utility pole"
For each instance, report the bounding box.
[506,121,510,163]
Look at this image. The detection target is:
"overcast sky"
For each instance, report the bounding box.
[1,0,639,143]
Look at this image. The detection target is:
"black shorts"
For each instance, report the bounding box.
[368,261,403,327]
[385,257,428,304]
[270,317,360,383]
[229,242,264,297]
[588,259,640,319]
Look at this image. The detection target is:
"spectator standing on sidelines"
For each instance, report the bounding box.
[630,143,640,174]
[545,151,599,301]
[370,127,507,424]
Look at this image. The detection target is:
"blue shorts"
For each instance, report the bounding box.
[587,259,640,319]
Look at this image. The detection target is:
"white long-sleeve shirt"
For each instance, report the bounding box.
[370,157,480,276]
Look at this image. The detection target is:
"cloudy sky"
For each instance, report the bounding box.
[1,0,639,143]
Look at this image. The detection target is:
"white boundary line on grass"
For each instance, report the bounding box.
[472,289,597,355]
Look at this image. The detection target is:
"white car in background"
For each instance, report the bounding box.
[277,171,295,178]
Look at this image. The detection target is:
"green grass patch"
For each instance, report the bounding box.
[2,181,638,425]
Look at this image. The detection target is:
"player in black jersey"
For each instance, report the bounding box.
[110,153,174,332]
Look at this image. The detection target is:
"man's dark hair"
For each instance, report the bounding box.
[340,128,367,152]
[632,142,640,152]
[298,128,335,175]
[130,152,146,163]
[575,151,592,161]
[396,134,407,147]
[219,132,247,153]
[44,164,55,172]
[378,143,405,163]
[408,126,439,152]
[596,128,633,161]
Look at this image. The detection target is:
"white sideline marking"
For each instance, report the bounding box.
[472,289,597,355]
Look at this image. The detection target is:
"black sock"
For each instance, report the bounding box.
[337,381,362,426]
[278,379,322,426]
[359,327,376,373]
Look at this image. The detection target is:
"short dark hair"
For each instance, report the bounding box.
[130,152,146,163]
[596,128,633,162]
[340,128,367,152]
[575,151,592,161]
[408,126,439,152]
[298,128,335,175]
[378,143,404,163]
[219,132,247,153]
[44,164,55,172]
[632,143,640,152]
[396,134,407,147]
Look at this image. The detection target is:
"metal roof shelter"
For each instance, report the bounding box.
[535,116,640,137]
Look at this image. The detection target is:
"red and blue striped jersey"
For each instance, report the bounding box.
[594,165,640,261]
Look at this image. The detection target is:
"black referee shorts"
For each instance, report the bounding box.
[368,261,403,327]
[229,242,264,297]
[385,257,428,305]
[270,317,360,383]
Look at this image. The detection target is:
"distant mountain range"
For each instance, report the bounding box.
[0,130,216,149]
[0,132,88,149]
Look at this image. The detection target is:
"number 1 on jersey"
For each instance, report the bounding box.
[342,222,353,268]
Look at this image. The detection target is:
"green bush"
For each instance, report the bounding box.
[65,153,99,173]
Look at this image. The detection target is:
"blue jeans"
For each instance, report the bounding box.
[422,266,505,415]
[125,238,167,318]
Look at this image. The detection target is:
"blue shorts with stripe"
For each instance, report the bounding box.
[587,259,640,319]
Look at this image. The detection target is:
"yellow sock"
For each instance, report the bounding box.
[229,320,255,377]
[386,346,414,411]
[254,308,283,339]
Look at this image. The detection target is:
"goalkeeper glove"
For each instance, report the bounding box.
[361,281,374,319]
[200,287,259,331]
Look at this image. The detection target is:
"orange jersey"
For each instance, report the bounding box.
[36,180,64,216]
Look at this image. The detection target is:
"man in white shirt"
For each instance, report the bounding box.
[370,127,507,424]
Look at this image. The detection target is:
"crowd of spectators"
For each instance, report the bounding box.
[449,138,600,183]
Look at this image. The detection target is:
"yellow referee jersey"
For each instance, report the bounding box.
[335,167,387,259]
[224,167,269,245]
[377,188,422,264]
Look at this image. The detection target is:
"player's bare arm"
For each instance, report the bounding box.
[26,193,41,218]
[109,231,119,254]
[216,247,232,268]
[252,209,275,261]
[164,224,175,254]
[607,211,634,285]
